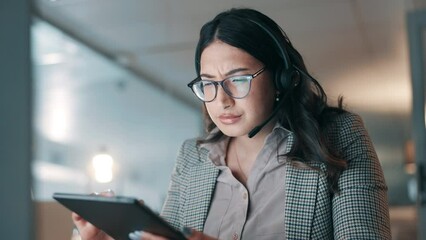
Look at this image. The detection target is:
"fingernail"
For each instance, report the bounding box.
[128,231,143,240]
[181,227,192,238]
[128,232,138,240]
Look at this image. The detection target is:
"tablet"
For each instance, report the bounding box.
[53,192,187,240]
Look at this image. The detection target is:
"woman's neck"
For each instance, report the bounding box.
[232,119,276,161]
[236,119,276,147]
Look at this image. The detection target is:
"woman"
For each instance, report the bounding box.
[74,8,391,240]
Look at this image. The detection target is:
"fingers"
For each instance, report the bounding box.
[128,231,168,240]
[92,189,115,197]
[71,212,87,228]
[71,212,82,221]
[127,228,216,240]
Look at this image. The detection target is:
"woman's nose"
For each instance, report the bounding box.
[215,86,234,108]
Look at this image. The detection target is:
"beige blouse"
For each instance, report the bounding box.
[201,125,290,240]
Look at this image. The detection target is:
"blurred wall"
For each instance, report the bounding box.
[36,202,74,240]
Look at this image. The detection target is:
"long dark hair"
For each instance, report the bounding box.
[194,8,347,193]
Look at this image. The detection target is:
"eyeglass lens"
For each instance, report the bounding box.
[193,75,252,102]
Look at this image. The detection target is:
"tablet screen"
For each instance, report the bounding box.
[53,193,186,240]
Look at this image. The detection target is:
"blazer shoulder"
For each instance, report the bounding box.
[180,138,198,152]
[326,112,372,154]
[328,111,366,137]
[175,138,207,172]
[180,138,203,159]
[332,111,364,129]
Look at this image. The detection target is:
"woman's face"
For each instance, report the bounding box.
[200,40,276,137]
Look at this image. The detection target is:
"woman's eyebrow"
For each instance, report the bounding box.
[200,68,249,79]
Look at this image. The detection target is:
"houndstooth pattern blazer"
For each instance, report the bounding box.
[161,112,391,239]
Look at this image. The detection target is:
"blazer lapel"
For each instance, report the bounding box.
[182,148,219,231]
[285,164,320,239]
[179,133,321,237]
[284,134,320,239]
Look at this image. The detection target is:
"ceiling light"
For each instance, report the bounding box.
[92,153,114,183]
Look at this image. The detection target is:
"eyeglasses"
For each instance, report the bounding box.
[187,67,266,102]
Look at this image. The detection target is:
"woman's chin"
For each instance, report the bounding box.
[217,126,249,138]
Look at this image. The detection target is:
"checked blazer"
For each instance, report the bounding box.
[161,112,391,239]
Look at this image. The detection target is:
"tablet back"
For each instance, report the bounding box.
[53,193,186,240]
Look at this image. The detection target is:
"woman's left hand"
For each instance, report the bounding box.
[128,228,217,240]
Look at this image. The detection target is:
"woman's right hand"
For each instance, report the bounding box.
[72,212,113,240]
[71,190,115,240]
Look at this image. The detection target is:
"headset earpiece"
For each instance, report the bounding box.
[275,65,300,92]
[274,65,285,91]
[292,70,301,87]
[248,19,299,93]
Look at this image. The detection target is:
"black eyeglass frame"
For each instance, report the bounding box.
[187,67,266,102]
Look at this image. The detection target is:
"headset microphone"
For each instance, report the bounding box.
[248,97,286,138]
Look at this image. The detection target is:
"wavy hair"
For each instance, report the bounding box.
[194,8,347,193]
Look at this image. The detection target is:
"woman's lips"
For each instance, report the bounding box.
[218,114,241,124]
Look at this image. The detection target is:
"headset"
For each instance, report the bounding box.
[248,19,301,93]
[247,18,302,138]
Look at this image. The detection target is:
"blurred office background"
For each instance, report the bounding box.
[1,0,426,239]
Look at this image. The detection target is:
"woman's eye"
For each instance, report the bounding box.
[230,77,249,84]
[202,81,214,87]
